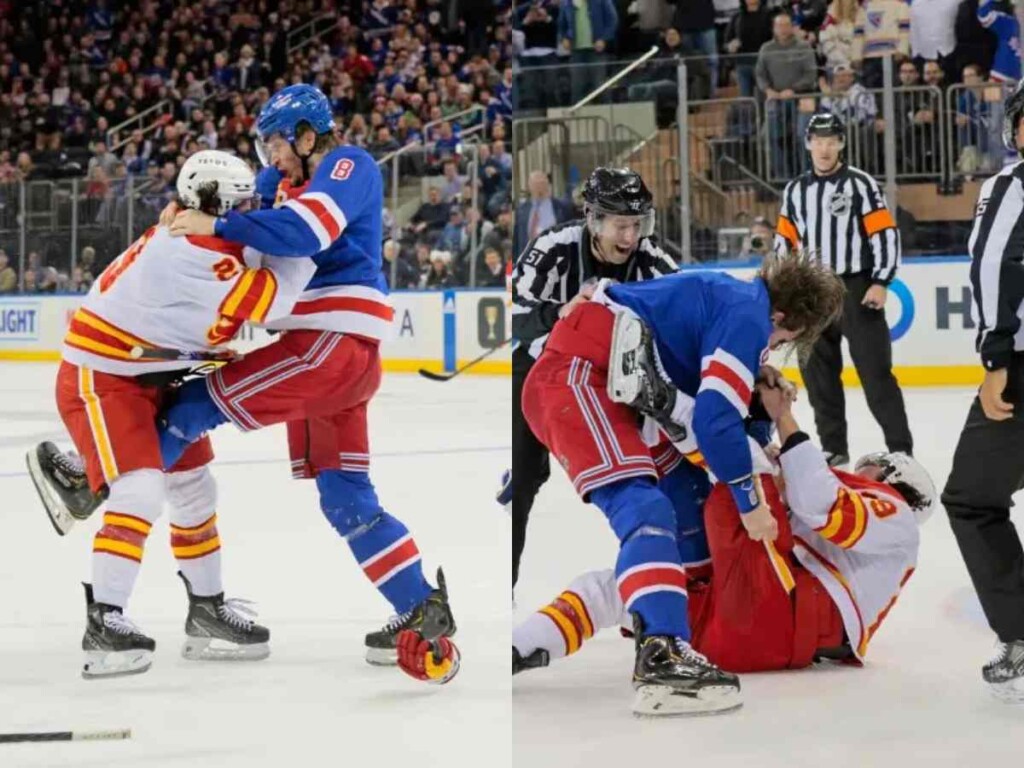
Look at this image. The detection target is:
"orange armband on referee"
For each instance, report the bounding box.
[863,208,896,237]
[776,215,799,249]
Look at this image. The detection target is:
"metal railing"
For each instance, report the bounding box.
[689,96,762,184]
[422,105,487,138]
[945,82,1009,181]
[371,140,506,289]
[568,45,661,113]
[0,177,172,293]
[106,100,174,150]
[107,79,216,153]
[512,115,613,200]
[286,11,338,54]
[670,86,953,186]
[512,48,1013,261]
[1,160,504,295]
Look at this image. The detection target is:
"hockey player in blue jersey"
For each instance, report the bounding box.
[520,252,844,715]
[157,84,459,683]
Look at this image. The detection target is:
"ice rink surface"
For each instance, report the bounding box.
[0,363,510,768]
[514,385,1024,768]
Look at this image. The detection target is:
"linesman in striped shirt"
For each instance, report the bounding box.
[942,80,1024,699]
[775,112,913,467]
[510,168,677,589]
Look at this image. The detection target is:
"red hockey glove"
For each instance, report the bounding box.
[396,629,460,685]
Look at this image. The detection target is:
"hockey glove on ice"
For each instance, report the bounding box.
[396,630,461,685]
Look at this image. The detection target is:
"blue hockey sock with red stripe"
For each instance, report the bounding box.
[591,477,690,639]
[317,470,432,613]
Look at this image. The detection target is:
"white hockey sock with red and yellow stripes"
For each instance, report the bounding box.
[91,469,165,608]
[513,569,624,661]
[167,466,222,597]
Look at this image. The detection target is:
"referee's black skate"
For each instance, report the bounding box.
[365,567,456,665]
[178,572,270,661]
[824,452,850,470]
[983,640,1024,702]
[26,441,107,536]
[630,616,742,717]
[513,646,550,675]
[81,584,155,679]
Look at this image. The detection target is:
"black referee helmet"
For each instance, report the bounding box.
[804,112,846,150]
[1003,79,1024,155]
[582,167,655,237]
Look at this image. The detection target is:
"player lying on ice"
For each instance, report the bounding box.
[24,150,317,677]
[27,85,459,686]
[515,368,935,683]
[517,252,846,716]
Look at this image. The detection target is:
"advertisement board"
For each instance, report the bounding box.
[0,289,510,375]
[0,259,987,383]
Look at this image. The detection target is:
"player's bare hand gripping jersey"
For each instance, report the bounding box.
[63,227,315,376]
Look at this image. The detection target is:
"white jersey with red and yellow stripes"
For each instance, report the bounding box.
[654,389,918,662]
[514,439,919,663]
[62,226,315,376]
[780,437,919,661]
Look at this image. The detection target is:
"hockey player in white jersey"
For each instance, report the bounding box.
[514,379,931,675]
[30,150,314,678]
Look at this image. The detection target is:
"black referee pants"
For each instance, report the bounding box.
[512,349,550,588]
[799,272,913,457]
[943,356,1024,643]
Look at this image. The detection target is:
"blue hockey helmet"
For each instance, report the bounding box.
[255,84,335,167]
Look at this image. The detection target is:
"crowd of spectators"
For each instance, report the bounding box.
[515,0,1021,177]
[0,0,515,294]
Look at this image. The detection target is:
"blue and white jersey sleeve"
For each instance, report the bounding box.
[215,148,378,258]
[692,311,768,514]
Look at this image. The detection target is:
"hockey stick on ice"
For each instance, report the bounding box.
[0,728,131,744]
[418,338,512,382]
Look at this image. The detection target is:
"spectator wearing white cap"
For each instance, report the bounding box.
[425,249,456,289]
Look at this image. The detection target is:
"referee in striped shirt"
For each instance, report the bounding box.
[775,112,913,466]
[942,81,1024,694]
[511,168,676,588]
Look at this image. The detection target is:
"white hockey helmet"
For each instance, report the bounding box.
[853,451,937,525]
[177,150,256,215]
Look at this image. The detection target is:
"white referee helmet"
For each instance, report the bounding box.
[177,150,256,215]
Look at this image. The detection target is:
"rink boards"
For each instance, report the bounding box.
[0,288,512,376]
[0,257,984,385]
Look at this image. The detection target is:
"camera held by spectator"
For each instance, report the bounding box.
[741,216,775,260]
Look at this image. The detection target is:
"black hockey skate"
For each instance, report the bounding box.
[81,583,155,679]
[630,615,742,717]
[983,640,1024,702]
[179,572,270,661]
[513,646,549,676]
[26,441,107,536]
[365,567,456,665]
